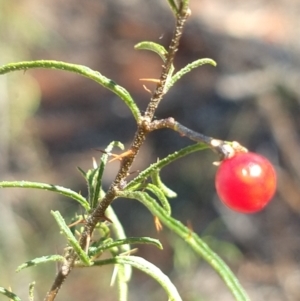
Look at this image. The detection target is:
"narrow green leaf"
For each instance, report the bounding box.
[125,143,208,190]
[51,211,91,266]
[134,41,175,90]
[77,166,87,178]
[28,282,35,301]
[90,142,124,209]
[86,168,98,208]
[134,42,168,62]
[93,256,182,301]
[105,205,132,281]
[151,169,177,198]
[88,237,163,257]
[0,60,141,121]
[106,205,129,253]
[167,58,217,92]
[16,255,64,272]
[166,0,180,15]
[0,181,90,211]
[117,191,251,301]
[116,264,128,301]
[0,287,21,301]
[146,183,171,215]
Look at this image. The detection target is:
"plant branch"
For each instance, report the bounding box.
[146,117,248,159]
[79,2,192,243]
[44,4,192,301]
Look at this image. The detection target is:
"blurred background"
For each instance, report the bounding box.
[1,0,300,300]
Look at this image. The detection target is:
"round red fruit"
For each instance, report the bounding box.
[215,152,277,213]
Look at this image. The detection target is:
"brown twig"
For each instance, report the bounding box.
[43,4,190,301]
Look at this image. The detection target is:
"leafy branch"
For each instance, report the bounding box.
[40,4,192,297]
[0,0,252,300]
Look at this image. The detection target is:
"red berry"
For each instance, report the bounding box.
[215,152,277,213]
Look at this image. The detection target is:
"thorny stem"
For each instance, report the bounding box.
[144,8,190,119]
[44,5,190,301]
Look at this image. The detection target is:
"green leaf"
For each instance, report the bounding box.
[167,58,216,92]
[16,255,64,272]
[0,181,90,211]
[135,42,168,62]
[125,143,208,191]
[51,211,91,266]
[77,166,87,178]
[0,287,21,301]
[146,183,171,215]
[28,282,35,301]
[94,256,183,301]
[81,142,125,210]
[88,237,163,257]
[0,60,141,121]
[151,169,177,198]
[105,205,132,282]
[134,41,175,89]
[166,0,180,15]
[115,264,128,301]
[106,205,129,253]
[89,142,124,209]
